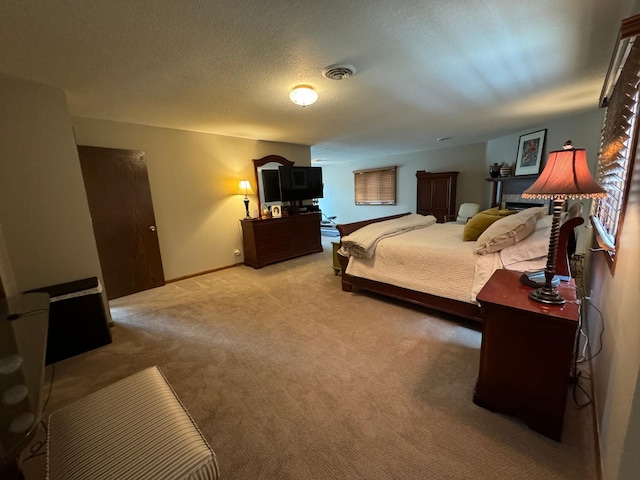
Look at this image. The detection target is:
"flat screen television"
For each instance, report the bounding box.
[278,166,323,202]
[261,170,281,202]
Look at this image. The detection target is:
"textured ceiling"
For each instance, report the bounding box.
[0,0,636,163]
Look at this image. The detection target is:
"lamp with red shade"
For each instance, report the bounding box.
[521,141,606,305]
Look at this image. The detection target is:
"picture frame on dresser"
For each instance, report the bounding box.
[271,204,282,218]
[515,129,546,176]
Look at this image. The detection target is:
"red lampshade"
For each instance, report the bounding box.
[522,145,606,200]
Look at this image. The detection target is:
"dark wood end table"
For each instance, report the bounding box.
[474,269,579,441]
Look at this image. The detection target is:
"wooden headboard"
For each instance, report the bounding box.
[336,212,411,237]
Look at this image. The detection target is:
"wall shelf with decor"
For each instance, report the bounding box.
[485,175,539,208]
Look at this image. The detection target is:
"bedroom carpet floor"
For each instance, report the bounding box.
[21,238,598,479]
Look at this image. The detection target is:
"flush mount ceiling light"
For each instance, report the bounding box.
[290,85,318,106]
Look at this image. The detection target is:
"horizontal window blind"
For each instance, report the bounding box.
[592,39,640,259]
[354,166,396,205]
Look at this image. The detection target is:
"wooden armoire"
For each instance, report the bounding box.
[416,171,458,222]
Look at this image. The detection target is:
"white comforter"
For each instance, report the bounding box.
[344,220,551,304]
[339,213,437,258]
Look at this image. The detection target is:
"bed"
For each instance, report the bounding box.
[336,206,583,323]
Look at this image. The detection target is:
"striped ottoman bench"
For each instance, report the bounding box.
[47,366,218,480]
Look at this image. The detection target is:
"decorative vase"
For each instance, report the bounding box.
[489,163,501,178]
[500,163,512,177]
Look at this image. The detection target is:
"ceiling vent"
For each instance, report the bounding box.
[322,64,357,80]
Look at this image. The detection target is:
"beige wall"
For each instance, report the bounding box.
[0,73,104,297]
[485,109,605,253]
[318,143,487,224]
[586,157,640,480]
[0,72,311,300]
[72,117,311,280]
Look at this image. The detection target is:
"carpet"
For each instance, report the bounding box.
[21,238,598,479]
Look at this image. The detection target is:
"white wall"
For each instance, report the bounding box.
[318,143,487,224]
[0,73,104,299]
[586,156,640,480]
[72,117,311,280]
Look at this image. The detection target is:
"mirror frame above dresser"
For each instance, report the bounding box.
[243,154,322,269]
[252,154,294,216]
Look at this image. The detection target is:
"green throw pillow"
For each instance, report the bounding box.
[462,208,517,241]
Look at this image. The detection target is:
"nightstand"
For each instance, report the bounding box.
[474,269,579,441]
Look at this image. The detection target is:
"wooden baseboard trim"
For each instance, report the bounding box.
[166,263,242,283]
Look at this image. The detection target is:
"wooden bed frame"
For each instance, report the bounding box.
[336,212,584,323]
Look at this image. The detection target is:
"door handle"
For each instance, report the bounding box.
[149,226,157,232]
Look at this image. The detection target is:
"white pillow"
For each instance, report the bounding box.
[535,214,554,230]
[499,219,551,267]
[504,256,548,272]
[474,207,547,255]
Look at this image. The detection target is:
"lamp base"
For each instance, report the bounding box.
[243,197,251,219]
[525,198,566,306]
[528,287,565,305]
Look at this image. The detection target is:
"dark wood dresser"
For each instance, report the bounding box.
[416,171,458,222]
[241,213,322,268]
[473,269,579,441]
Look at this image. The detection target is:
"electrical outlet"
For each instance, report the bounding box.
[234,249,241,256]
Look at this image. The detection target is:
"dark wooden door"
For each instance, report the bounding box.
[78,146,165,300]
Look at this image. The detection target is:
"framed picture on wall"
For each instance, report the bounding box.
[515,129,546,176]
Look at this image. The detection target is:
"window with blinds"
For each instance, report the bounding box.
[353,166,397,205]
[591,29,640,268]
